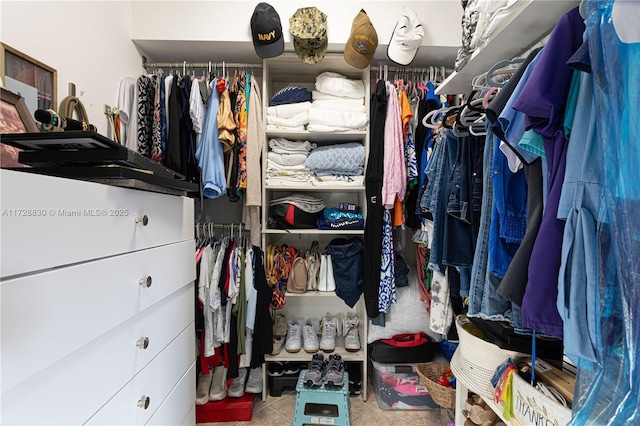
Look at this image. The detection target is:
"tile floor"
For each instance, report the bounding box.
[199,383,455,426]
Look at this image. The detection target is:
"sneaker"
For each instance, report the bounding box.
[195,371,213,405]
[271,335,284,355]
[303,321,319,353]
[228,367,247,398]
[245,366,262,393]
[303,354,325,387]
[268,361,284,377]
[343,312,361,352]
[273,314,287,337]
[320,316,338,353]
[283,362,301,375]
[285,322,302,353]
[324,354,345,387]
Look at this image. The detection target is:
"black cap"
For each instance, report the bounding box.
[251,3,284,59]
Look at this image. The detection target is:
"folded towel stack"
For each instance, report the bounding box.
[266,138,316,186]
[267,86,312,131]
[304,142,365,177]
[308,72,368,132]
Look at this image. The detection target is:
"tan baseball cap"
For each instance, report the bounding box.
[344,10,378,69]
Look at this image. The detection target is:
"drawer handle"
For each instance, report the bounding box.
[135,215,149,226]
[137,395,150,410]
[139,276,152,288]
[136,337,150,350]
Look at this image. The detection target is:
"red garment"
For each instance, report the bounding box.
[416,245,431,313]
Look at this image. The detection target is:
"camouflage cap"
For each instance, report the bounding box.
[289,6,328,64]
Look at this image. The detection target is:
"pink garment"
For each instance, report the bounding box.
[382,83,406,209]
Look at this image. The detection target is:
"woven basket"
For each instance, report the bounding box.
[416,363,457,409]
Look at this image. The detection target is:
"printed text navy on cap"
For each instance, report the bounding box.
[251,2,285,58]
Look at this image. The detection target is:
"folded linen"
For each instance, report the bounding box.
[266,124,306,131]
[307,124,366,132]
[269,138,316,152]
[314,167,364,176]
[308,107,368,129]
[315,72,365,99]
[267,101,312,118]
[312,175,364,186]
[266,111,309,128]
[267,151,308,166]
[312,99,366,112]
[304,142,365,173]
[267,159,310,172]
[266,175,313,186]
[312,90,364,102]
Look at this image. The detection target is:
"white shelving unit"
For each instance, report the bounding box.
[260,53,370,402]
[435,0,580,95]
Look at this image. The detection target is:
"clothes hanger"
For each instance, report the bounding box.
[485,58,525,87]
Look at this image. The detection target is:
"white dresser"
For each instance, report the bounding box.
[0,169,197,425]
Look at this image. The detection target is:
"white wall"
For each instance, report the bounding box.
[1,1,143,135]
[132,1,462,66]
[1,1,464,136]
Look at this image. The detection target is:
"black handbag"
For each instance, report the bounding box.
[369,333,434,364]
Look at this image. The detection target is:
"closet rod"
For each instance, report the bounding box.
[142,56,262,70]
[370,65,454,74]
[195,223,247,229]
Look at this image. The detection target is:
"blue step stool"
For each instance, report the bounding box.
[293,369,350,426]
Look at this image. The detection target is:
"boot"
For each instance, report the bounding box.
[195,371,213,405]
[209,365,228,401]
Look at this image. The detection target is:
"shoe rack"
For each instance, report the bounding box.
[260,53,370,402]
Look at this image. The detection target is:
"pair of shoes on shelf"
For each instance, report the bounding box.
[271,314,287,355]
[228,366,264,397]
[268,361,302,377]
[303,353,345,388]
[319,312,361,352]
[284,313,361,354]
[195,365,228,404]
[286,320,320,353]
[464,394,500,426]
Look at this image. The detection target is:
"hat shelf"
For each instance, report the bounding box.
[261,52,370,403]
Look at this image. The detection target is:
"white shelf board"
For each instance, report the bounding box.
[262,229,364,235]
[266,129,367,142]
[284,291,338,298]
[265,337,365,362]
[435,0,580,95]
[265,185,364,192]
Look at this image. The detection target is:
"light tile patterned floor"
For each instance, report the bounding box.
[198,383,454,426]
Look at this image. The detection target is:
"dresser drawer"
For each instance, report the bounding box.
[0,170,194,278]
[147,362,196,426]
[0,287,194,425]
[181,406,196,426]
[86,324,195,425]
[1,240,195,392]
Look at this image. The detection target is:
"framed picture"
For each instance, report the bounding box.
[1,87,39,168]
[0,43,57,117]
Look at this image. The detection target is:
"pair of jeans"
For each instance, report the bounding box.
[468,123,512,320]
[489,129,527,278]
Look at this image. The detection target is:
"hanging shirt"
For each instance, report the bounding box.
[195,78,227,199]
[136,75,155,157]
[513,6,585,338]
[382,82,406,210]
[190,78,206,147]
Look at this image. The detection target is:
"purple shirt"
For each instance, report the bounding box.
[512,6,585,338]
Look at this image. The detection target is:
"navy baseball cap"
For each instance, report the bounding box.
[251,3,284,59]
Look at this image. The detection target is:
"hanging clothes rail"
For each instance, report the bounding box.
[141,56,262,71]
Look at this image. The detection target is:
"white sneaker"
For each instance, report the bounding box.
[245,366,262,393]
[303,321,319,353]
[320,316,338,353]
[285,322,302,353]
[228,367,247,398]
[343,312,361,352]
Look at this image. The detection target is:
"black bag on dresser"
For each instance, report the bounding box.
[369,332,434,364]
